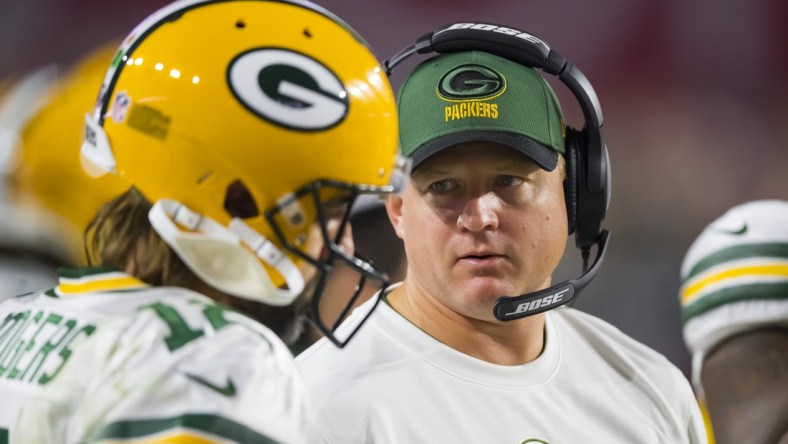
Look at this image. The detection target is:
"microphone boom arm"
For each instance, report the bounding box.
[493,229,610,321]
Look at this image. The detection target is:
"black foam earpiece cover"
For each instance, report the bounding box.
[563,127,581,236]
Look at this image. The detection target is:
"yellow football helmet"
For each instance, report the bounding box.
[0,65,60,259]
[4,43,128,265]
[0,67,64,298]
[0,42,128,267]
[81,0,405,346]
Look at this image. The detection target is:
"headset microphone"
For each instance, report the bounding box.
[493,230,609,321]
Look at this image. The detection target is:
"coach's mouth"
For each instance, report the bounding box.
[457,252,506,265]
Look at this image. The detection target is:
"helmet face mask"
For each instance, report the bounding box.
[267,180,392,347]
[80,0,406,346]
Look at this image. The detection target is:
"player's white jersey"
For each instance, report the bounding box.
[0,266,309,443]
[297,287,707,444]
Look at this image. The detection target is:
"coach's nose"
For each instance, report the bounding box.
[457,192,500,232]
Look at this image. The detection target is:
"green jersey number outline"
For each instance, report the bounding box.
[140,301,236,352]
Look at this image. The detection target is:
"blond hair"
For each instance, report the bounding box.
[84,187,196,287]
[83,188,309,343]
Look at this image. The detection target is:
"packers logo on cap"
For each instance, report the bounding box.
[437,64,506,101]
[438,64,503,122]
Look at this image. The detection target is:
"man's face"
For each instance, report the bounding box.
[387,141,568,322]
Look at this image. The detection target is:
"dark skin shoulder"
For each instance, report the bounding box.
[701,328,788,444]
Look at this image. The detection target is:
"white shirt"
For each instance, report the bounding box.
[297,290,707,444]
[0,266,309,443]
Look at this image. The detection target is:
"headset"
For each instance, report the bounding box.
[384,22,611,320]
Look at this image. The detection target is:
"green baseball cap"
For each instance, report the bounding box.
[397,50,566,171]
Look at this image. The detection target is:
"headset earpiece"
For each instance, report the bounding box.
[575,130,610,251]
[563,127,581,236]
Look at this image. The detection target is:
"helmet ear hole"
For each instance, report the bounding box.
[224,180,259,219]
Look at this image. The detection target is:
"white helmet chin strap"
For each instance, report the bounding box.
[148,199,304,306]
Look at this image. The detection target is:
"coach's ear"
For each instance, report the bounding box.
[385,194,405,239]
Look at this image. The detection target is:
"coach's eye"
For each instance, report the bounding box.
[497,175,523,188]
[430,179,456,192]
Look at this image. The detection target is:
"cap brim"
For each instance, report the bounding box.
[411,131,558,172]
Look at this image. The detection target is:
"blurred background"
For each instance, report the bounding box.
[1,0,786,377]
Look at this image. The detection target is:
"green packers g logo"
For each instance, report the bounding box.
[438,64,506,101]
[227,48,349,131]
